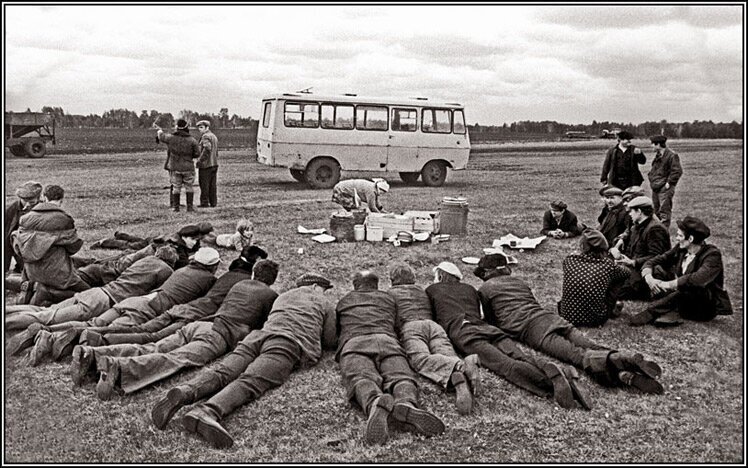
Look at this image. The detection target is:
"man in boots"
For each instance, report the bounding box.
[156,119,200,212]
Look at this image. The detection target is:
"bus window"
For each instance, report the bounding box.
[422,108,452,133]
[392,108,417,132]
[284,102,319,128]
[321,103,354,130]
[262,101,272,128]
[356,105,388,131]
[453,110,466,134]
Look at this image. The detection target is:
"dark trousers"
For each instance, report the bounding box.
[339,334,419,415]
[103,321,185,345]
[526,321,608,368]
[652,186,675,229]
[179,331,301,420]
[30,277,91,306]
[5,234,22,273]
[199,167,218,207]
[647,289,717,322]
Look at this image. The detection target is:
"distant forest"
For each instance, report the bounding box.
[26,107,744,139]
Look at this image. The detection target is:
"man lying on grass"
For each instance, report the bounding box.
[149,273,336,449]
[474,251,664,394]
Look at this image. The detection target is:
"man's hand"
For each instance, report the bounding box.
[615,255,635,267]
[609,247,622,260]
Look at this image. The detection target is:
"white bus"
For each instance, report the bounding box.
[256,92,470,188]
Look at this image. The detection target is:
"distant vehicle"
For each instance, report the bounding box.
[4,112,56,158]
[600,128,621,139]
[563,131,595,140]
[256,92,470,188]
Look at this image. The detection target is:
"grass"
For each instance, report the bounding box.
[3,137,744,463]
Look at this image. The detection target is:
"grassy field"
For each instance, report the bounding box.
[3,138,744,463]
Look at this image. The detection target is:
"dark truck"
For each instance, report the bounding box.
[5,112,56,158]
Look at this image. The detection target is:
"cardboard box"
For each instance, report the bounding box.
[403,211,440,234]
[366,213,414,238]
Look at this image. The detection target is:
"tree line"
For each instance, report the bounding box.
[36,107,255,129]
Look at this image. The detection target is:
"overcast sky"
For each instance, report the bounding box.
[4,4,744,125]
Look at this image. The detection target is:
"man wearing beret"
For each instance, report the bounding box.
[156,119,200,212]
[559,229,630,327]
[609,196,671,300]
[427,262,590,410]
[600,131,646,190]
[196,120,219,208]
[631,216,733,326]
[647,135,683,229]
[148,273,336,449]
[387,262,480,415]
[474,253,664,395]
[596,186,628,245]
[15,247,221,365]
[5,180,43,274]
[75,260,279,401]
[338,270,444,445]
[541,200,582,239]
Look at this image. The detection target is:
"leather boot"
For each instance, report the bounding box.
[171,193,180,212]
[582,350,616,387]
[186,192,195,212]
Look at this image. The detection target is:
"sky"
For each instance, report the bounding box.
[4,4,744,125]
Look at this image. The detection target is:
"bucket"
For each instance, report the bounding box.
[351,209,368,226]
[439,197,469,235]
[366,225,384,242]
[330,212,356,242]
[354,224,365,241]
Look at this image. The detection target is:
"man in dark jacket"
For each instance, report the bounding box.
[426,262,588,410]
[474,253,664,395]
[647,135,683,229]
[610,196,671,300]
[148,273,336,449]
[156,119,200,212]
[337,270,444,445]
[541,200,582,239]
[600,130,646,190]
[196,120,219,207]
[631,216,732,326]
[596,186,628,246]
[74,260,279,400]
[12,185,90,306]
[4,180,42,273]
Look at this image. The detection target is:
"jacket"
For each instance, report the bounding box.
[147,262,216,314]
[624,216,671,269]
[333,179,382,212]
[643,244,732,315]
[601,145,646,189]
[648,148,683,192]
[208,279,278,348]
[388,284,434,329]
[335,287,398,357]
[541,209,582,237]
[101,256,174,304]
[597,203,629,245]
[159,129,200,172]
[12,203,85,289]
[196,130,219,169]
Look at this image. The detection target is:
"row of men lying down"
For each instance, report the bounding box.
[6,222,724,449]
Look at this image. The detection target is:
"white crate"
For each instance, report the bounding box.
[403,211,440,234]
[366,213,414,238]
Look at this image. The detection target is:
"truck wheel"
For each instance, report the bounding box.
[421,161,448,187]
[399,172,420,184]
[24,139,47,158]
[10,145,26,157]
[305,158,341,189]
[289,168,306,182]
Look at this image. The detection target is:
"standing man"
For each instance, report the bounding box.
[156,119,200,212]
[647,135,683,229]
[5,181,43,274]
[601,131,646,190]
[196,120,219,208]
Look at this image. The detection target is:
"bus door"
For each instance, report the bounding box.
[387,107,420,172]
[352,104,389,171]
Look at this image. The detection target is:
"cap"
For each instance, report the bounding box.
[580,228,609,251]
[15,181,43,199]
[178,225,201,237]
[601,186,623,197]
[193,247,220,266]
[197,222,214,234]
[176,119,189,129]
[295,273,333,290]
[196,120,211,128]
[676,216,710,241]
[477,253,508,270]
[650,135,667,145]
[433,261,463,280]
[550,200,567,211]
[240,245,268,262]
[626,196,653,209]
[621,186,645,201]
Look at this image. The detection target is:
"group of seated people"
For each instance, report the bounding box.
[3,177,734,450]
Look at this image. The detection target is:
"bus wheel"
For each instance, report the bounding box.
[289,168,306,182]
[305,158,341,189]
[399,172,420,184]
[10,144,26,157]
[421,161,447,187]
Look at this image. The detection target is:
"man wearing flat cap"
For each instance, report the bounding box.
[601,130,646,190]
[541,200,582,239]
[5,180,43,274]
[631,216,733,326]
[610,196,671,300]
[474,253,664,395]
[196,120,219,208]
[156,119,200,212]
[647,135,683,229]
[596,186,628,245]
[559,229,630,327]
[148,272,336,449]
[332,178,390,213]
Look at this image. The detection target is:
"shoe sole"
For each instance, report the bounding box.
[8,327,38,356]
[152,388,187,430]
[70,346,94,387]
[365,394,392,445]
[564,368,592,411]
[629,374,665,395]
[454,381,473,415]
[391,403,445,436]
[463,354,481,397]
[543,363,578,410]
[52,329,79,361]
[631,353,662,379]
[183,413,234,449]
[28,332,53,367]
